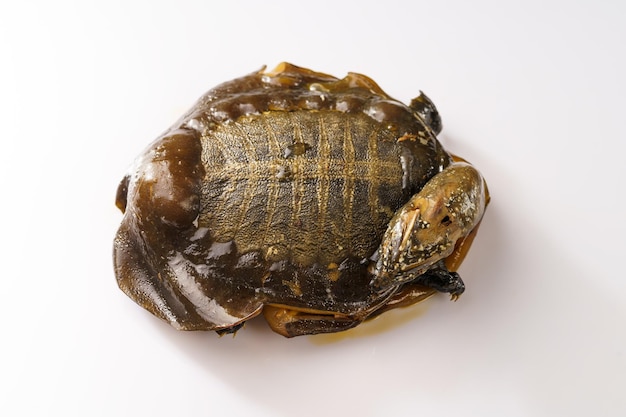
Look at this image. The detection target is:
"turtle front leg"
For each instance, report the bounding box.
[371,162,488,295]
[415,260,465,301]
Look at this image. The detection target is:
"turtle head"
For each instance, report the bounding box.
[372,163,486,289]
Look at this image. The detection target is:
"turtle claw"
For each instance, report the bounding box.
[415,261,465,300]
[216,322,245,337]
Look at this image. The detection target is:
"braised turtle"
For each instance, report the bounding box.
[113,63,489,337]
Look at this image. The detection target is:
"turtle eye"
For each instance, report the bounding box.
[440,215,452,226]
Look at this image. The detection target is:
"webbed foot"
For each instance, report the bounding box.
[409,92,442,135]
[417,261,465,301]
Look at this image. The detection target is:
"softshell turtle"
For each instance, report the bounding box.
[113,63,489,337]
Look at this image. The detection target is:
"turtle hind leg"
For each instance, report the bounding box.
[263,306,360,338]
[215,322,245,336]
[416,261,465,301]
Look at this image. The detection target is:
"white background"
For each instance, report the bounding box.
[2,1,625,416]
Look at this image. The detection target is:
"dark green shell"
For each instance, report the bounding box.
[114,63,451,330]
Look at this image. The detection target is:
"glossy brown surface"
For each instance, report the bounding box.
[113,63,488,337]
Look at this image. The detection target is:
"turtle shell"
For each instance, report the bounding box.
[114,63,452,331]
